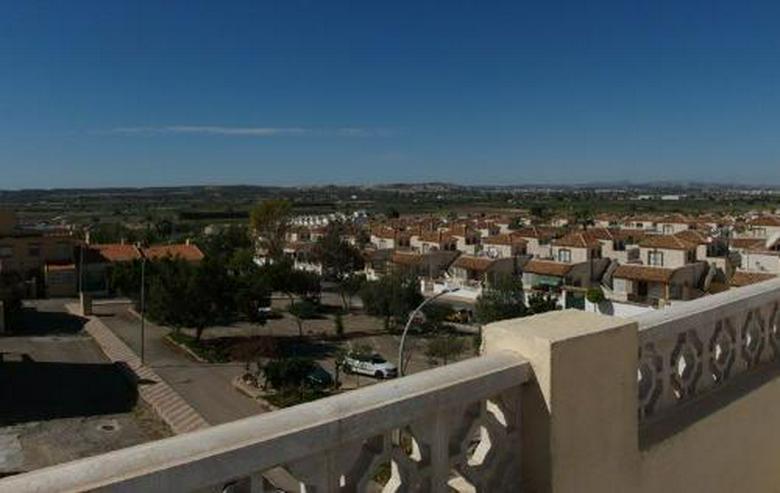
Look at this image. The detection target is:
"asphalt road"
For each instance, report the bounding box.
[94,303,268,425]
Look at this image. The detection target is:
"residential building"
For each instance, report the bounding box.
[433,255,521,300]
[409,230,457,253]
[446,224,482,255]
[481,233,527,259]
[609,262,709,306]
[744,215,780,239]
[551,231,602,264]
[0,210,78,296]
[513,226,557,259]
[638,235,697,269]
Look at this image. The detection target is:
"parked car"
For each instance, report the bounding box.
[305,364,334,388]
[343,353,398,379]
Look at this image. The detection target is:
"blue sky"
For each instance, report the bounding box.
[2,0,780,188]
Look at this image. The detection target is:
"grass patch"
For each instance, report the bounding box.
[166,332,231,363]
[265,388,331,408]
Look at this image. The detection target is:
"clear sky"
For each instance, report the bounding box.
[2,0,780,189]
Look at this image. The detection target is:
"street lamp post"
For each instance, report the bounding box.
[140,256,146,365]
[397,287,459,377]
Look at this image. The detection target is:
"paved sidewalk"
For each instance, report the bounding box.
[90,303,269,425]
[67,304,209,435]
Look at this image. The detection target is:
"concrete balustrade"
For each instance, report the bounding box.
[634,277,780,423]
[5,279,780,492]
[0,352,529,493]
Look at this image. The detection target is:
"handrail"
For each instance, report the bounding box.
[1,352,529,493]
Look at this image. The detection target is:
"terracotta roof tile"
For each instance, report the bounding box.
[612,265,676,283]
[522,260,574,277]
[482,233,527,246]
[730,271,777,287]
[553,232,602,248]
[730,238,766,250]
[91,244,142,263]
[391,251,423,266]
[749,215,780,227]
[451,255,495,272]
[639,235,696,250]
[143,244,204,262]
[674,230,710,245]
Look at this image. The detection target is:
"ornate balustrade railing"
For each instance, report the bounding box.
[633,277,780,423]
[1,352,529,493]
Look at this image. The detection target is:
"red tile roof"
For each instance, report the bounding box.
[730,238,766,250]
[639,235,696,251]
[142,244,205,262]
[553,232,602,248]
[730,271,777,287]
[451,255,495,272]
[92,244,142,263]
[674,230,710,245]
[613,265,677,283]
[522,260,574,277]
[391,251,423,266]
[749,216,780,227]
[482,233,527,246]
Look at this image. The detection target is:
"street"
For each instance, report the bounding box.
[93,302,269,425]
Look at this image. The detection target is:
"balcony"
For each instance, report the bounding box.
[4,278,780,492]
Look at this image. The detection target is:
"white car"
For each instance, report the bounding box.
[343,353,398,379]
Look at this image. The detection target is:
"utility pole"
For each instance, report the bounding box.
[79,243,85,293]
[140,256,146,365]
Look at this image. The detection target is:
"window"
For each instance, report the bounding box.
[662,224,673,234]
[0,245,12,259]
[557,248,572,263]
[647,250,664,267]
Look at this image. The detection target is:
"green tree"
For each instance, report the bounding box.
[145,258,193,333]
[250,199,292,260]
[198,225,252,263]
[263,260,321,307]
[288,300,317,338]
[573,206,595,231]
[314,222,365,310]
[262,357,316,391]
[359,272,423,330]
[184,260,231,341]
[340,274,366,312]
[421,302,455,332]
[585,287,605,304]
[475,275,527,324]
[333,312,345,339]
[425,334,467,366]
[527,292,559,314]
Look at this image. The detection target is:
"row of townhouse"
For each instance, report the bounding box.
[276,210,780,316]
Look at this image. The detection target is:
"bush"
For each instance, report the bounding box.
[586,287,605,304]
[166,332,230,363]
[334,312,345,339]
